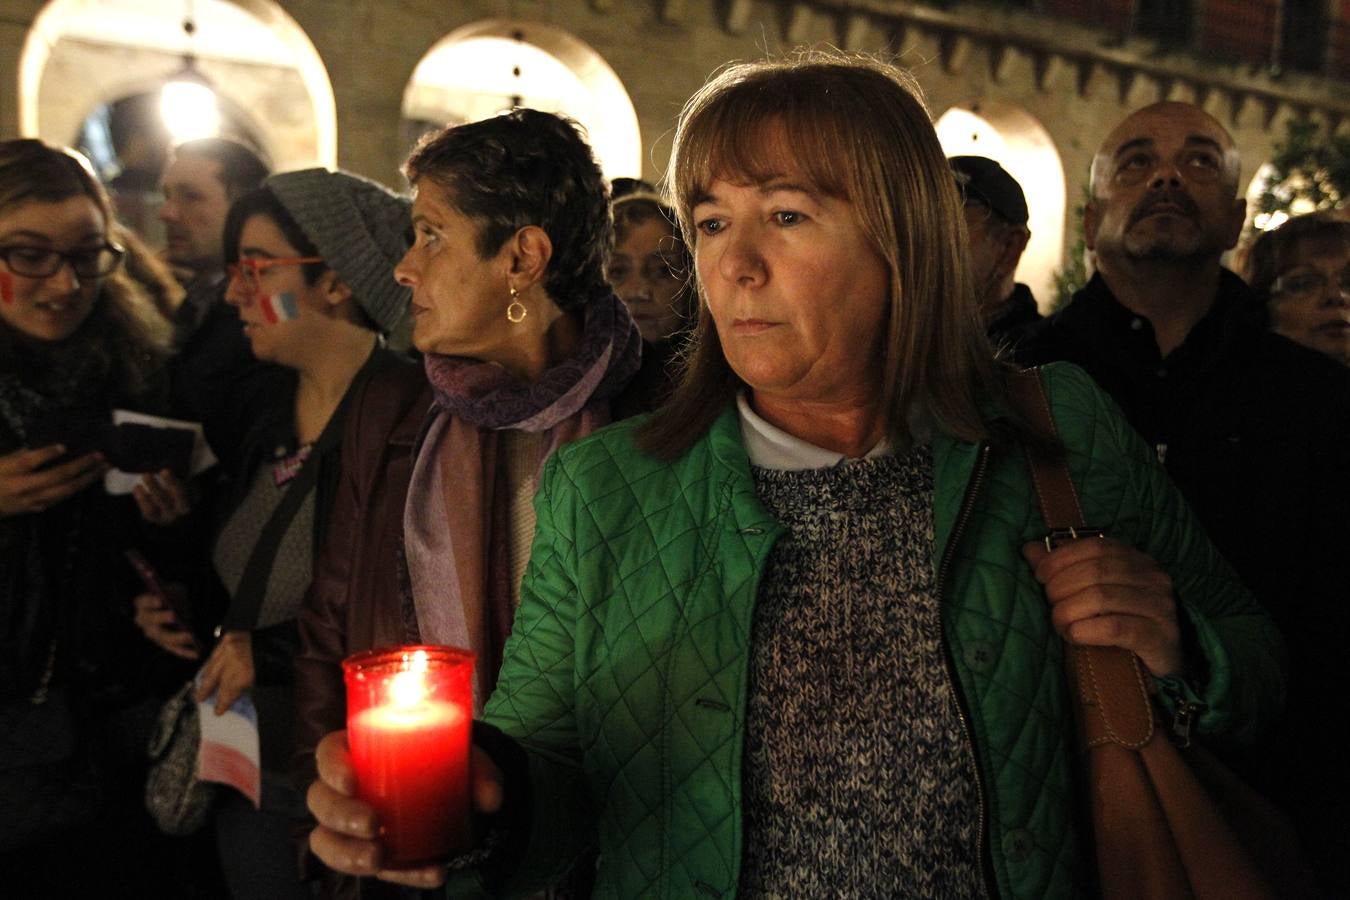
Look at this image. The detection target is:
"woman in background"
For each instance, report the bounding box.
[1242,209,1350,367]
[608,191,694,414]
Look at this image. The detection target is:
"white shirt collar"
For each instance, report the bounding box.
[736,392,893,471]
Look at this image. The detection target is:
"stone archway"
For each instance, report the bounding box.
[19,0,336,171]
[402,19,642,180]
[935,103,1068,308]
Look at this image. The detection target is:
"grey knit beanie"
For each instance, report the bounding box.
[265,168,411,334]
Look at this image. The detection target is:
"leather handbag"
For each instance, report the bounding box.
[1007,367,1309,900]
[144,680,216,835]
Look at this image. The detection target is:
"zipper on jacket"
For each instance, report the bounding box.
[935,442,995,900]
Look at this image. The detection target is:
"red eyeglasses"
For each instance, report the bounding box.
[227,256,324,291]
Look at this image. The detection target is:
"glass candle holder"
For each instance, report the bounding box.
[342,645,475,867]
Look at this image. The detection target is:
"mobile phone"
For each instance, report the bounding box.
[27,407,111,467]
[125,549,195,638]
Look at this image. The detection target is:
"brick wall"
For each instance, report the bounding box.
[1198,0,1277,65]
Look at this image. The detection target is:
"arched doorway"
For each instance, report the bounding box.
[935,103,1068,309]
[402,20,642,180]
[19,0,336,172]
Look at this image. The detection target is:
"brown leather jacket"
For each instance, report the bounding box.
[292,360,429,898]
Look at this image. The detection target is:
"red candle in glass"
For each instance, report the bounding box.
[342,645,475,867]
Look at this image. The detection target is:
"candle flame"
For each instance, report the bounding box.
[389,669,427,708]
[388,651,432,708]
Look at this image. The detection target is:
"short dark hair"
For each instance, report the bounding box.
[403,109,612,313]
[222,186,326,286]
[173,138,270,200]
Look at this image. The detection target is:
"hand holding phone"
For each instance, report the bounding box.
[0,445,106,518]
[126,550,200,660]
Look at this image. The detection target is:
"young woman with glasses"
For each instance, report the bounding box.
[129,168,414,899]
[0,139,180,889]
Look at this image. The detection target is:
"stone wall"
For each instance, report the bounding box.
[5,0,1350,293]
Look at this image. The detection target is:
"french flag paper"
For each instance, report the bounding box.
[258,291,299,324]
[0,271,14,305]
[196,686,262,808]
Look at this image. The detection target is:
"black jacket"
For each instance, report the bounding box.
[1019,269,1350,885]
[168,273,292,476]
[986,281,1042,351]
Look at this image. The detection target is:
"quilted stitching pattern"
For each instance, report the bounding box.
[482,362,1284,899]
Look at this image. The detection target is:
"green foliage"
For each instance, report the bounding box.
[1255,117,1350,216]
[1051,184,1093,312]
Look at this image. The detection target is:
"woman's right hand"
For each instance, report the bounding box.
[307,730,504,888]
[0,445,106,518]
[132,590,200,660]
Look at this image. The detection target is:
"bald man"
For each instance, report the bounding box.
[1022,101,1350,891]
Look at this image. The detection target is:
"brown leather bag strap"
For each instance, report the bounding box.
[1006,368,1156,749]
[1005,369,1089,535]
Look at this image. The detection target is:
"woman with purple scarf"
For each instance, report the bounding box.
[293,109,641,897]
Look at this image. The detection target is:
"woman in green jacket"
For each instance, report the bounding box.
[309,54,1285,898]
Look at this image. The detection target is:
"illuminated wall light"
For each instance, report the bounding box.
[160,74,219,143]
[1254,210,1290,231]
[160,4,218,144]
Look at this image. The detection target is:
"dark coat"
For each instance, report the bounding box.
[168,273,293,478]
[986,282,1042,352]
[0,319,174,857]
[1018,269,1350,887]
[292,362,429,784]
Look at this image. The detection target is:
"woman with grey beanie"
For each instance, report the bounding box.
[131,168,414,899]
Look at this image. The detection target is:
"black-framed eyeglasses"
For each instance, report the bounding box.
[0,243,125,279]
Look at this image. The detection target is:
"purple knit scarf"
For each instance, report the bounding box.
[402,292,640,709]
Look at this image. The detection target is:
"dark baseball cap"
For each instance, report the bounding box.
[950,155,1029,226]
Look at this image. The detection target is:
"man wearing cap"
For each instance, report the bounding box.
[1020,101,1350,891]
[950,155,1038,345]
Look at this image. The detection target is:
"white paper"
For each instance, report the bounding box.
[103,409,218,495]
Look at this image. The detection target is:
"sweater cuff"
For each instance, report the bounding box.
[441,720,533,894]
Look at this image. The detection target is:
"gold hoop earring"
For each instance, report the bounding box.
[506,286,527,324]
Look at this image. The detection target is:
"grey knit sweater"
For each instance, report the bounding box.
[738,449,985,899]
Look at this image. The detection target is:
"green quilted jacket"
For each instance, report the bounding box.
[463,363,1284,899]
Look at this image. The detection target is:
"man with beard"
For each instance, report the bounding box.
[1020,101,1350,893]
[949,155,1038,347]
[156,138,287,475]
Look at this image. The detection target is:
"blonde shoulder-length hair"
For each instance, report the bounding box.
[636,51,1005,458]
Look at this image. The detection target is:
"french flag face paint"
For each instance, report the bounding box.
[0,271,14,305]
[257,292,299,324]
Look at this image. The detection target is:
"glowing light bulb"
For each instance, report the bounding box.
[161,78,220,144]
